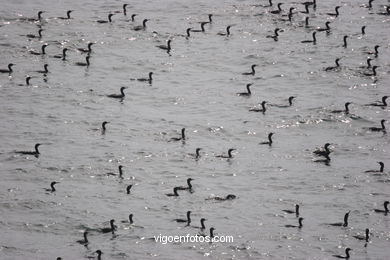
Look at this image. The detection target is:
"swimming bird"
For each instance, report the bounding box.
[300,3,310,14]
[285,217,303,228]
[29,44,48,55]
[22,76,35,87]
[242,64,257,76]
[135,72,153,84]
[76,231,89,246]
[58,10,73,20]
[301,31,316,44]
[130,14,137,22]
[185,27,192,38]
[77,43,94,53]
[361,26,366,35]
[377,5,390,15]
[368,119,386,132]
[313,143,331,157]
[364,45,379,57]
[249,101,267,113]
[122,4,128,15]
[199,218,206,230]
[363,65,378,77]
[35,64,49,74]
[209,227,215,238]
[97,14,114,23]
[270,3,283,14]
[208,14,213,23]
[199,226,215,238]
[284,7,295,17]
[24,11,45,22]
[188,148,202,159]
[126,185,132,194]
[285,10,294,22]
[100,219,116,234]
[177,178,194,192]
[75,55,90,67]
[283,204,300,217]
[342,35,348,48]
[331,102,351,114]
[374,201,389,214]
[26,29,43,39]
[360,58,372,69]
[174,211,191,225]
[333,248,351,259]
[100,121,109,135]
[217,25,232,36]
[190,22,209,32]
[207,194,237,201]
[0,63,14,74]
[353,228,369,242]
[237,83,252,97]
[24,76,32,86]
[302,0,316,8]
[366,96,388,107]
[107,87,127,99]
[271,96,295,107]
[266,28,280,41]
[133,19,148,31]
[121,213,134,224]
[325,58,342,71]
[15,143,41,157]
[259,132,274,146]
[106,165,124,178]
[36,11,45,21]
[166,187,181,197]
[156,39,172,54]
[317,21,331,32]
[45,181,59,192]
[365,162,384,173]
[177,28,193,38]
[328,211,350,227]
[169,128,185,142]
[364,0,375,9]
[327,6,341,17]
[215,148,236,159]
[94,250,103,260]
[304,17,310,28]
[52,48,68,60]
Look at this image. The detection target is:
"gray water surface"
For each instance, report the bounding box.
[0,0,389,259]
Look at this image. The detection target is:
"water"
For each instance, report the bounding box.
[0,0,389,259]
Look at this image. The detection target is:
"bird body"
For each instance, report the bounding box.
[249,101,267,113]
[301,32,317,44]
[16,143,41,156]
[174,211,191,225]
[169,128,185,142]
[75,56,90,67]
[107,87,127,99]
[0,63,14,73]
[97,14,114,23]
[215,148,236,159]
[237,83,252,96]
[133,19,148,31]
[242,64,257,76]
[368,119,386,132]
